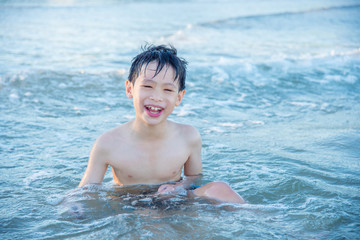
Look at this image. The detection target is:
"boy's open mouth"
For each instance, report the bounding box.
[145,105,164,117]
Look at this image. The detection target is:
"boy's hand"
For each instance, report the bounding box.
[156,184,186,195]
[157,184,176,195]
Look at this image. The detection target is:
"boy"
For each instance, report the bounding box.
[79,45,245,204]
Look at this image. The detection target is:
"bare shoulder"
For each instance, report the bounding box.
[94,122,131,151]
[170,121,201,145]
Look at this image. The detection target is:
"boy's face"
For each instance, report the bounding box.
[126,61,185,126]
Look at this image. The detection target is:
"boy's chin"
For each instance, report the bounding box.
[142,115,165,125]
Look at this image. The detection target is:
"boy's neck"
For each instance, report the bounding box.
[130,119,170,140]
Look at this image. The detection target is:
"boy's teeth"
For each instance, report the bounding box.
[148,106,161,111]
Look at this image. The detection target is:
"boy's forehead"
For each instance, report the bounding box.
[140,61,176,80]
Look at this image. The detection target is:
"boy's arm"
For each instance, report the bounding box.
[157,127,202,194]
[78,137,109,187]
[181,127,203,188]
[183,127,202,178]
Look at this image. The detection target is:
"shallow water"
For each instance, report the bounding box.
[1,0,360,239]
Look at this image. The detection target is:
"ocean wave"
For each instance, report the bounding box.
[199,4,360,28]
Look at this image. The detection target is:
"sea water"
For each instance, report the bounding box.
[1,0,360,239]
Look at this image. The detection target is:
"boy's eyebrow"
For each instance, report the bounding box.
[142,79,156,83]
[141,79,177,88]
[163,82,177,89]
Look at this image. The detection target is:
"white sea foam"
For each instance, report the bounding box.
[23,170,51,186]
[211,67,229,83]
[116,68,127,75]
[176,108,195,117]
[46,194,65,206]
[344,75,357,84]
[249,120,265,125]
[175,104,197,117]
[236,93,247,102]
[219,122,244,128]
[123,115,134,120]
[290,101,317,108]
[9,93,19,99]
[205,126,224,133]
[325,74,358,84]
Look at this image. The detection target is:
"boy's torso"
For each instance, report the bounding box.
[103,121,191,186]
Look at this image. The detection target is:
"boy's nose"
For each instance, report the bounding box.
[149,95,163,102]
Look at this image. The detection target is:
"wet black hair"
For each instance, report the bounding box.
[128,44,187,91]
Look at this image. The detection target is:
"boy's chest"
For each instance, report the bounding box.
[109,140,189,185]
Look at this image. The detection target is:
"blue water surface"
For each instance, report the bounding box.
[1,0,360,239]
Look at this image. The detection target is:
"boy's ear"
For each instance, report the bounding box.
[175,90,185,106]
[126,80,133,99]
